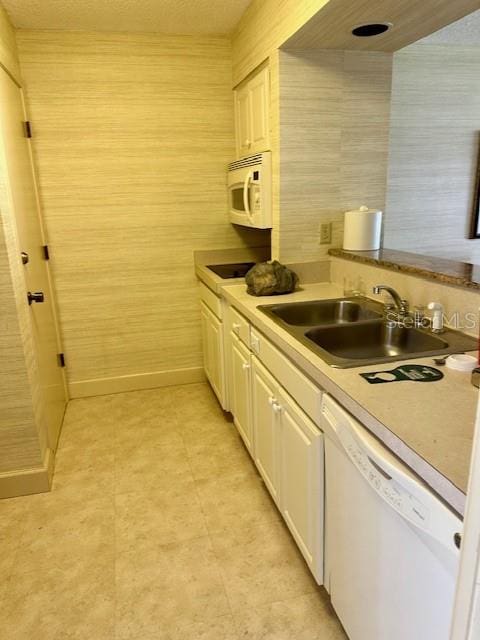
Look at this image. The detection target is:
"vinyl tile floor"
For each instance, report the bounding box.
[0,383,348,640]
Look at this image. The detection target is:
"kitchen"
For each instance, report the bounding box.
[1,0,480,638]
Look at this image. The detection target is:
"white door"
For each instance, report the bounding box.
[278,386,324,584]
[200,302,225,406]
[0,68,66,450]
[251,356,279,503]
[230,333,253,452]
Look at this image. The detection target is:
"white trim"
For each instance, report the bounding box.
[0,447,53,499]
[68,367,206,399]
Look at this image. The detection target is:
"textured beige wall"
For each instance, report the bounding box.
[231,0,330,85]
[278,49,392,263]
[17,31,265,390]
[384,44,480,262]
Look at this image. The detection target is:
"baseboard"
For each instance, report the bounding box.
[0,447,54,499]
[68,366,206,399]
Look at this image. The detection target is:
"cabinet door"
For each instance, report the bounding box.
[235,84,251,158]
[248,66,270,155]
[231,333,253,452]
[278,387,324,584]
[251,356,280,504]
[200,302,225,407]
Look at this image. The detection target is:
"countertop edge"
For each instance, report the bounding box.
[329,248,480,291]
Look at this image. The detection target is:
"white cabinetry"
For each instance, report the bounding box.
[278,384,323,579]
[234,66,270,158]
[210,298,324,584]
[251,354,324,583]
[230,333,253,453]
[252,357,280,504]
[200,301,225,407]
[199,282,226,409]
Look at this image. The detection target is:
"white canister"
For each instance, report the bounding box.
[343,205,382,251]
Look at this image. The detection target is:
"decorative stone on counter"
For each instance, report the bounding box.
[245,261,298,296]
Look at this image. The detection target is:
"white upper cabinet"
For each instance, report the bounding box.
[234,65,270,158]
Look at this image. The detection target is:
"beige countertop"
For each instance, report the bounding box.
[218,281,478,516]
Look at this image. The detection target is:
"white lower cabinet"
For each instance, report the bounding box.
[251,355,324,584]
[278,384,324,584]
[223,303,324,584]
[252,356,281,504]
[230,332,253,453]
[200,301,226,407]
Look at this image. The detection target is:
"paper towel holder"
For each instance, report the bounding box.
[343,205,383,252]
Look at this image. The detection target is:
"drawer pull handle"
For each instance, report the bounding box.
[272,401,283,414]
[233,323,241,334]
[242,363,250,371]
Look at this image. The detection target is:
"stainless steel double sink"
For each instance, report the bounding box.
[258,296,477,368]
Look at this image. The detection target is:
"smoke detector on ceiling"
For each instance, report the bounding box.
[351,22,392,37]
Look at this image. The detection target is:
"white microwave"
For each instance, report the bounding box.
[227,152,272,229]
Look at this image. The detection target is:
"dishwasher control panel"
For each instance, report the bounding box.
[339,423,430,528]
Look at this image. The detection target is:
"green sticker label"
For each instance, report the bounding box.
[360,365,444,384]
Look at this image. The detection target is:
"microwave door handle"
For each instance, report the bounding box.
[243,171,253,218]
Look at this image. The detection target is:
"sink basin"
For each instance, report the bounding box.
[259,295,477,367]
[305,322,449,362]
[259,297,383,327]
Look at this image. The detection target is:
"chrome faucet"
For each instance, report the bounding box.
[372,285,409,318]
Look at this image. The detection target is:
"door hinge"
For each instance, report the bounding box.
[42,245,50,260]
[57,353,66,368]
[23,121,32,138]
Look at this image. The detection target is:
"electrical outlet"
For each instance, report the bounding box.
[320,222,332,245]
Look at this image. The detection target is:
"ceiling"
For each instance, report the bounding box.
[283,0,480,51]
[419,8,480,45]
[2,0,253,35]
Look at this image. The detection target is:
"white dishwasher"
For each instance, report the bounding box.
[321,394,463,640]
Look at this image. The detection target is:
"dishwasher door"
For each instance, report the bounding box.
[322,395,462,640]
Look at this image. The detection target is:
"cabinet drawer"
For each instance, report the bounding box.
[229,305,250,346]
[199,281,223,319]
[250,328,321,425]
